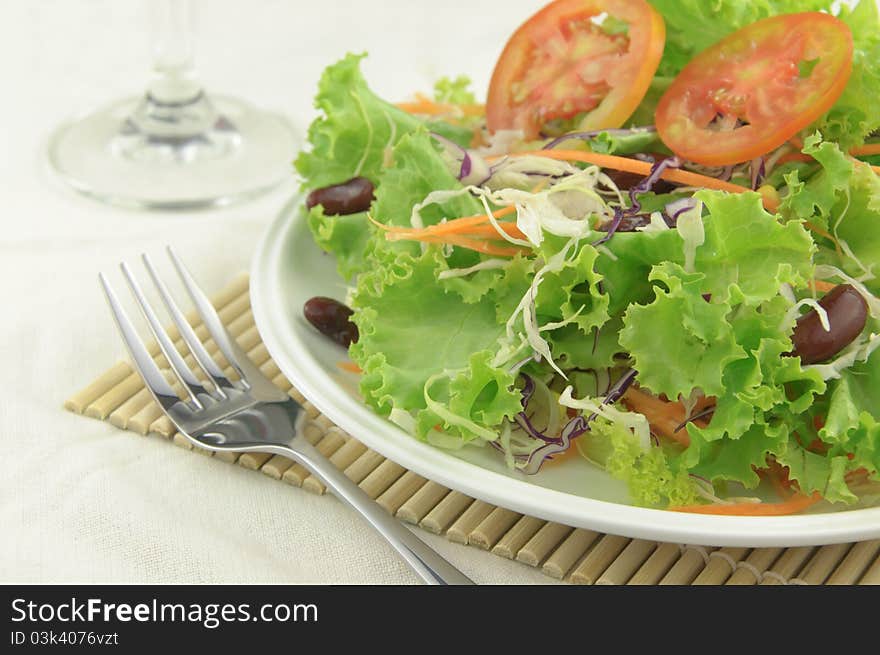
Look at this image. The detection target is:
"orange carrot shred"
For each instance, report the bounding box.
[804,220,842,255]
[621,386,714,448]
[368,205,517,239]
[850,143,880,156]
[489,149,779,212]
[337,361,363,374]
[810,279,837,293]
[396,93,485,118]
[775,152,815,166]
[669,492,822,516]
[367,205,527,256]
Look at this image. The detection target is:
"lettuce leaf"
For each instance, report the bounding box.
[535,242,609,336]
[350,247,528,444]
[303,80,481,280]
[810,349,880,500]
[306,206,372,281]
[432,75,477,105]
[351,249,505,416]
[295,53,421,191]
[618,189,814,400]
[587,417,700,507]
[620,262,746,400]
[781,134,880,289]
[815,0,880,149]
[692,190,814,306]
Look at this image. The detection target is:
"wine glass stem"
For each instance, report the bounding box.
[148,0,201,104]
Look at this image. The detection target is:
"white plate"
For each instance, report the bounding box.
[250,195,880,547]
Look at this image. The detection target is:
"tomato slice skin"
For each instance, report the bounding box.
[486,0,665,139]
[655,12,853,167]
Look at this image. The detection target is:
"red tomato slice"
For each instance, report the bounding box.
[486,0,665,139]
[656,12,853,166]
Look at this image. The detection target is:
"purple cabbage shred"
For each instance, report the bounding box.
[505,368,638,475]
[593,156,681,246]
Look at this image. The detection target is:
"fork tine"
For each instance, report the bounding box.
[98,273,180,412]
[120,261,206,410]
[142,253,233,399]
[167,246,259,388]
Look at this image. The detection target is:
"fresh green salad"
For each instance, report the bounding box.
[295,0,880,515]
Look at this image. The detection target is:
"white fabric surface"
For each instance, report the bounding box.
[0,0,563,584]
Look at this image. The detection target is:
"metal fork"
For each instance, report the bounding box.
[99,247,474,585]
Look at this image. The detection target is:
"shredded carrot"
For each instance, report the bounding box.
[367,205,528,256]
[426,205,517,236]
[872,165,880,175]
[426,222,527,240]
[810,279,837,294]
[803,221,842,255]
[621,387,714,448]
[774,152,815,166]
[369,206,516,239]
[382,224,524,242]
[489,149,779,212]
[850,143,880,156]
[403,232,526,257]
[396,93,485,118]
[669,492,822,516]
[337,361,363,374]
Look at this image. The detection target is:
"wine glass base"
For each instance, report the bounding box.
[47,95,298,211]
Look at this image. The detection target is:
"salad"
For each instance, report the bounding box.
[294,0,880,515]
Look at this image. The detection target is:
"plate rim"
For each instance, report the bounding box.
[250,193,880,547]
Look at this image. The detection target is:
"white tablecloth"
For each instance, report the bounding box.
[0,0,563,584]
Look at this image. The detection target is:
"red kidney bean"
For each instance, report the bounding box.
[305,177,374,215]
[790,284,868,365]
[303,297,359,347]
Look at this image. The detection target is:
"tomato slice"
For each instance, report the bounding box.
[486,0,665,139]
[655,12,853,167]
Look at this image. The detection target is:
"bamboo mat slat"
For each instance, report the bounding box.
[64,273,880,585]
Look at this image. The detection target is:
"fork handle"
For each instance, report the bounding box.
[285,439,475,585]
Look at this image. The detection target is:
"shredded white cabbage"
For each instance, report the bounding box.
[779,282,797,304]
[675,200,705,273]
[805,333,880,380]
[475,129,525,156]
[477,193,532,247]
[460,155,491,187]
[424,372,498,441]
[409,187,473,229]
[636,211,671,233]
[436,258,509,280]
[781,298,831,333]
[388,407,417,433]
[497,420,515,469]
[558,385,652,451]
[491,333,530,370]
[538,304,586,332]
[485,156,580,191]
[595,244,618,261]
[502,238,580,378]
[531,374,561,440]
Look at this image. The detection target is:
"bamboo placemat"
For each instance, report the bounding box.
[65,273,880,585]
